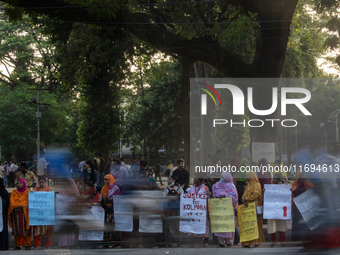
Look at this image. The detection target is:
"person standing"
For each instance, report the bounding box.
[16,163,38,189]
[83,161,99,186]
[235,158,249,205]
[267,173,288,247]
[241,171,265,248]
[110,159,129,193]
[154,162,163,185]
[9,161,17,188]
[212,172,238,247]
[0,162,3,178]
[33,178,53,250]
[8,179,31,250]
[187,178,211,247]
[230,151,240,170]
[37,154,47,178]
[172,158,189,192]
[0,177,9,250]
[3,162,9,188]
[26,159,34,170]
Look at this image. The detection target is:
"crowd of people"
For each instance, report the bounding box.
[0,153,316,250]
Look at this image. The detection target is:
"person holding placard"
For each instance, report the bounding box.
[291,171,314,242]
[33,177,53,250]
[8,179,31,250]
[267,173,288,247]
[0,177,9,250]
[241,172,265,248]
[212,172,238,247]
[187,178,211,247]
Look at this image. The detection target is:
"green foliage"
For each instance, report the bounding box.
[124,60,183,159]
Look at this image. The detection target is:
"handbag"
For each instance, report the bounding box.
[256,195,263,215]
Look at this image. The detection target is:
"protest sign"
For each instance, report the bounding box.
[114,196,133,232]
[78,206,105,241]
[139,214,163,233]
[179,193,207,234]
[238,202,258,242]
[29,191,55,226]
[252,142,275,163]
[55,193,77,230]
[208,197,234,233]
[263,184,292,220]
[293,188,322,230]
[0,196,2,231]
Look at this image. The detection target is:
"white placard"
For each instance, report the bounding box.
[179,193,207,234]
[0,196,3,232]
[293,188,322,230]
[252,142,275,163]
[263,184,292,220]
[114,196,133,232]
[55,193,77,230]
[78,206,105,241]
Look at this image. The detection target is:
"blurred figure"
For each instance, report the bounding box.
[230,151,240,170]
[146,177,159,190]
[236,158,249,205]
[274,159,288,183]
[0,162,3,178]
[267,173,288,247]
[154,162,163,185]
[291,172,314,242]
[0,177,9,250]
[172,158,189,192]
[37,154,47,178]
[137,160,149,179]
[26,159,34,170]
[8,179,31,250]
[3,161,8,188]
[212,172,238,247]
[33,178,53,250]
[257,158,271,191]
[8,161,17,188]
[130,158,139,178]
[80,182,100,204]
[187,178,211,247]
[110,159,129,194]
[241,172,265,248]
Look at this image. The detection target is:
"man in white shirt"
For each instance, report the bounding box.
[37,154,47,177]
[9,161,17,187]
[79,158,86,172]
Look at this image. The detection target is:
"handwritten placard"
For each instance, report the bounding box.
[208,197,235,233]
[29,191,55,226]
[55,193,77,230]
[263,184,292,220]
[293,188,322,230]
[179,193,207,234]
[114,196,133,232]
[238,202,258,242]
[78,206,105,241]
[252,142,275,163]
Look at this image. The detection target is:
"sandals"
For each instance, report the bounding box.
[218,244,225,248]
[14,246,21,250]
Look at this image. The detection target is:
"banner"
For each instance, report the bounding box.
[78,206,105,241]
[293,188,322,230]
[263,184,292,220]
[179,193,207,234]
[238,202,258,242]
[114,196,133,232]
[208,197,235,233]
[29,191,55,226]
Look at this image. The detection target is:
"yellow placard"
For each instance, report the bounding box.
[208,197,235,233]
[238,202,258,242]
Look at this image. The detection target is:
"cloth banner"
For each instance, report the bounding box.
[78,206,105,241]
[179,193,207,234]
[263,184,292,220]
[238,202,258,242]
[208,197,235,233]
[29,191,55,226]
[293,188,322,230]
[114,196,133,232]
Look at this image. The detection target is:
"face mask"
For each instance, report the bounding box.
[221,178,226,183]
[87,168,91,173]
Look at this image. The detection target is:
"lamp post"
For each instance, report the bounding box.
[27,89,50,160]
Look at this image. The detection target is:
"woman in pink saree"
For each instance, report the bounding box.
[212,172,238,247]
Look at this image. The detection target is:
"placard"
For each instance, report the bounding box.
[179,193,207,234]
[139,214,163,233]
[114,196,133,232]
[263,184,292,220]
[238,202,258,242]
[55,193,77,230]
[78,206,105,241]
[208,197,235,233]
[29,191,55,226]
[252,142,275,163]
[293,188,322,230]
